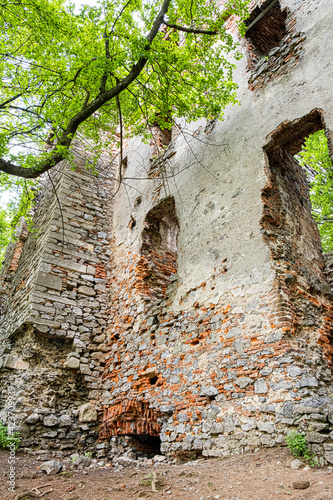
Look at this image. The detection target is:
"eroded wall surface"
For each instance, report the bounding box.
[100,0,333,464]
[0,146,114,458]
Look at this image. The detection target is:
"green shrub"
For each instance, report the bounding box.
[286,430,318,467]
[0,422,20,451]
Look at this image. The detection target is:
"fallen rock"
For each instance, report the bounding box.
[72,456,92,469]
[290,459,305,470]
[40,460,62,475]
[20,468,37,479]
[293,480,310,490]
[115,455,138,467]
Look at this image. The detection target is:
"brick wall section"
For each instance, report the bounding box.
[101,230,333,461]
[262,114,333,365]
[137,197,179,302]
[1,0,333,465]
[246,1,288,55]
[220,0,305,92]
[101,401,161,437]
[99,109,333,463]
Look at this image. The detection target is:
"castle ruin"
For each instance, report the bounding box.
[1,0,333,465]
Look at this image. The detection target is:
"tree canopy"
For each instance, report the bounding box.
[298,130,333,252]
[0,0,249,253]
[0,0,249,176]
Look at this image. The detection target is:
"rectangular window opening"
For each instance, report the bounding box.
[245,0,288,57]
[263,109,333,359]
[295,129,333,254]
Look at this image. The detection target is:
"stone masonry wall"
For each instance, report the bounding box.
[0,144,114,459]
[98,0,333,465]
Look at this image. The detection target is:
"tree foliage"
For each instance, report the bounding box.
[0,175,36,269]
[297,129,333,252]
[0,0,248,182]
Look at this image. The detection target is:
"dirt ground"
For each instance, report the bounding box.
[0,447,333,500]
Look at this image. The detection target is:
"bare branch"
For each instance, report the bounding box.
[109,0,133,35]
[0,93,23,110]
[163,21,217,35]
[0,0,171,179]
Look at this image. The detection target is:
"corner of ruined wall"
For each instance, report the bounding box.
[0,142,118,458]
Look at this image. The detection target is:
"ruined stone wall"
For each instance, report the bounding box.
[1,0,333,466]
[0,145,114,459]
[99,0,333,464]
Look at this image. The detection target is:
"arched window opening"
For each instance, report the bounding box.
[262,109,333,276]
[137,197,179,303]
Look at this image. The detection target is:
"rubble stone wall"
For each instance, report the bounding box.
[100,0,333,464]
[0,146,114,459]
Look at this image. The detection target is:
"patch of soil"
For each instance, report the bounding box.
[0,448,332,500]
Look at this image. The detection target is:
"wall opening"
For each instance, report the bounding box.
[151,124,172,151]
[245,0,287,57]
[244,0,303,91]
[149,114,173,165]
[262,109,333,362]
[101,400,162,456]
[262,109,333,280]
[125,434,161,456]
[137,197,179,303]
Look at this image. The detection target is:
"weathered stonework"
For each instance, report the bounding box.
[0,145,114,458]
[1,0,333,465]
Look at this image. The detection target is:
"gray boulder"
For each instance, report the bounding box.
[40,460,62,475]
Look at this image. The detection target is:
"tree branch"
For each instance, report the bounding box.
[163,21,217,35]
[0,0,171,179]
[0,93,23,110]
[109,0,133,35]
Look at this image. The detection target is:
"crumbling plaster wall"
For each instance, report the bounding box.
[100,0,333,463]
